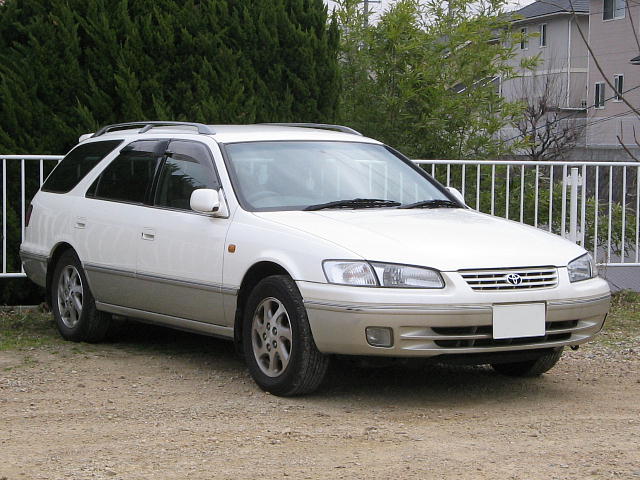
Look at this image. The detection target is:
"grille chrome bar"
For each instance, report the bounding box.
[459,266,558,291]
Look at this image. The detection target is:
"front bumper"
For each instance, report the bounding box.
[298,273,610,357]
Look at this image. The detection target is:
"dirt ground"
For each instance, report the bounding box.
[1,323,639,480]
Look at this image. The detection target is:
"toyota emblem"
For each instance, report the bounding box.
[506,273,522,286]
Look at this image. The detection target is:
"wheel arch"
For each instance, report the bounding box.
[46,242,78,302]
[233,261,293,355]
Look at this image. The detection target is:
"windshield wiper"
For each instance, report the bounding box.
[304,198,401,211]
[398,199,460,209]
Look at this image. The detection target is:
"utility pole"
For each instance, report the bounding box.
[362,0,382,26]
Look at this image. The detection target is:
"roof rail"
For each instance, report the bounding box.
[92,121,215,138]
[260,123,363,136]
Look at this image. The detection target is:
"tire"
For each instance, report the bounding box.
[491,348,564,377]
[51,250,111,343]
[242,275,329,396]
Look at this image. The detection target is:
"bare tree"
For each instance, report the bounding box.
[511,69,579,160]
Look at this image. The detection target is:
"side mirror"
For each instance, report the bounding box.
[446,187,467,206]
[190,189,220,214]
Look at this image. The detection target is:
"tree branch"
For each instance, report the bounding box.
[566,0,640,118]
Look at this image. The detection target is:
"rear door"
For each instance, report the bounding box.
[77,140,167,309]
[135,139,231,325]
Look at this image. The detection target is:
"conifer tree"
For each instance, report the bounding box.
[0,0,340,155]
[0,0,339,302]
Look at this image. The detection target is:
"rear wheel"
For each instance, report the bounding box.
[243,275,329,396]
[491,348,563,377]
[51,250,111,342]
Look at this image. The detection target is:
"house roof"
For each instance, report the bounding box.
[514,0,589,21]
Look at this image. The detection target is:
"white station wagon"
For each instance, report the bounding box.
[20,121,611,396]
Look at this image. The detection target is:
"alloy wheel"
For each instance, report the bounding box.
[57,265,83,329]
[251,297,293,377]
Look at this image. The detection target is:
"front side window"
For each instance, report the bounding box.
[87,140,167,204]
[41,140,122,193]
[604,0,626,20]
[595,82,606,108]
[224,141,451,211]
[154,141,219,210]
[614,74,624,101]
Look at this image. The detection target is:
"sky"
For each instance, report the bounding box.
[323,0,537,16]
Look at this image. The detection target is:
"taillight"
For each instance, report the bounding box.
[25,204,33,227]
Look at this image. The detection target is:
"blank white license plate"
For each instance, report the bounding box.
[492,303,546,339]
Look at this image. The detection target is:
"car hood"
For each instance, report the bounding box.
[253,208,585,271]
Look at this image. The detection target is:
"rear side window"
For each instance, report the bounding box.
[41,140,122,193]
[87,140,168,204]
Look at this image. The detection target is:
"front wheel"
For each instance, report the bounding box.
[51,250,111,342]
[491,348,564,377]
[242,275,329,396]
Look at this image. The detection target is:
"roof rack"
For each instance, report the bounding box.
[260,123,363,136]
[92,121,215,138]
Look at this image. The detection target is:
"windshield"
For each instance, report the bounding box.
[224,141,452,211]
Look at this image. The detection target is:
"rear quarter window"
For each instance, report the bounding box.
[41,140,123,193]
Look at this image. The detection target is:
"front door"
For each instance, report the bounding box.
[135,140,231,326]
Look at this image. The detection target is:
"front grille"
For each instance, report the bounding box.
[459,266,558,291]
[431,320,577,348]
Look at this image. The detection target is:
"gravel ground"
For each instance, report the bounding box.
[1,323,639,480]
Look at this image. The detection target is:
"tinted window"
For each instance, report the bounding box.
[154,141,218,210]
[88,140,167,204]
[41,140,122,193]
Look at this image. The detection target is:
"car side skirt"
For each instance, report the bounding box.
[95,301,234,340]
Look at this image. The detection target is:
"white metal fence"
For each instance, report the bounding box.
[416,159,640,267]
[1,155,63,277]
[1,155,638,279]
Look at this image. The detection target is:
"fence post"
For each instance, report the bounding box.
[569,167,580,243]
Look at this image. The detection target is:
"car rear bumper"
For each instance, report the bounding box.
[298,277,610,357]
[19,249,48,288]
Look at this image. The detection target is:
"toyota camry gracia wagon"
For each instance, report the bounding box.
[20,121,611,396]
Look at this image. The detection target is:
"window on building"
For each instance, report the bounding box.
[603,0,626,20]
[520,27,528,49]
[614,74,624,101]
[595,82,606,108]
[539,24,547,47]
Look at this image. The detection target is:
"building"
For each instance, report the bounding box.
[586,0,640,159]
[503,0,640,160]
[500,0,590,159]
[504,0,590,110]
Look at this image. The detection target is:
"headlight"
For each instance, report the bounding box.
[567,253,597,283]
[323,261,444,288]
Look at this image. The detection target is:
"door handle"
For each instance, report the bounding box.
[141,228,155,241]
[75,217,87,229]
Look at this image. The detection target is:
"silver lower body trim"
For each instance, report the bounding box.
[305,294,610,357]
[304,294,611,314]
[84,263,239,296]
[95,301,234,339]
[19,249,48,287]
